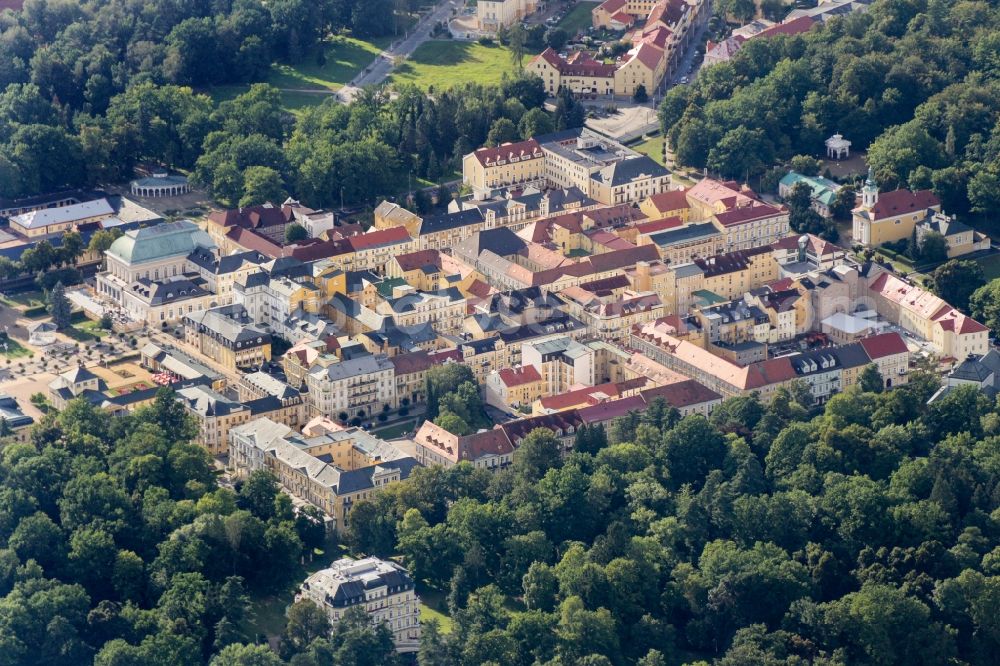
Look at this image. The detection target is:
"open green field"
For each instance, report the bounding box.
[372,419,416,439]
[206,34,387,112]
[244,543,347,643]
[558,1,600,35]
[419,589,453,633]
[0,337,30,359]
[632,134,667,166]
[389,40,517,91]
[268,36,386,91]
[0,290,45,309]
[70,318,109,341]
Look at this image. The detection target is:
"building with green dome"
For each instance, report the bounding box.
[97,220,219,326]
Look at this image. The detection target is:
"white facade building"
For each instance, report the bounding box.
[298,557,420,652]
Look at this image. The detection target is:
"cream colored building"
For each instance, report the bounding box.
[374,286,467,335]
[229,418,417,535]
[96,220,219,325]
[183,305,272,371]
[10,198,115,238]
[461,139,545,196]
[304,354,396,420]
[867,269,988,360]
[299,557,420,652]
[478,0,537,31]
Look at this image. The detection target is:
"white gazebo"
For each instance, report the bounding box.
[825,133,851,160]
[130,170,190,198]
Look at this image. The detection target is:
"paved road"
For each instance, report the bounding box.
[338,0,461,103]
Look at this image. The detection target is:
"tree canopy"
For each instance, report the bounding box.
[343,373,1000,666]
[659,0,1000,217]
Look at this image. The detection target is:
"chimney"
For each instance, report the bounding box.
[635,260,651,291]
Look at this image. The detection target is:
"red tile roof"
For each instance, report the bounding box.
[472,139,543,167]
[934,309,989,334]
[578,395,647,424]
[859,332,909,359]
[641,379,722,408]
[647,0,687,27]
[535,48,564,69]
[348,226,411,251]
[635,216,684,235]
[395,249,440,272]
[466,279,493,299]
[462,429,515,460]
[501,410,584,443]
[646,190,689,212]
[541,378,648,412]
[498,365,542,387]
[745,357,797,389]
[758,16,815,39]
[714,203,785,227]
[632,42,664,70]
[225,227,284,258]
[869,189,940,221]
[597,0,628,14]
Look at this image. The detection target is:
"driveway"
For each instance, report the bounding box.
[338,0,462,102]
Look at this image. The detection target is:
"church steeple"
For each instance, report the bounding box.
[862,166,878,208]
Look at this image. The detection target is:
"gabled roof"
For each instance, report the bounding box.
[641,379,722,408]
[859,332,909,359]
[348,226,411,251]
[868,189,940,221]
[757,15,815,38]
[12,198,114,229]
[714,203,785,227]
[471,139,543,167]
[645,189,689,213]
[394,249,440,273]
[498,365,543,387]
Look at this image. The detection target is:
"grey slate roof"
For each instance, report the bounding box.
[591,155,670,186]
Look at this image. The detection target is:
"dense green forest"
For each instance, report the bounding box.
[345,372,1000,665]
[0,389,398,665]
[1,367,998,664]
[658,0,1000,218]
[0,0,580,207]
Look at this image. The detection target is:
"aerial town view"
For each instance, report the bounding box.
[0,0,998,664]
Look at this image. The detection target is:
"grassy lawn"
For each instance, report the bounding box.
[631,134,667,166]
[74,319,109,339]
[63,312,108,343]
[0,337,30,358]
[0,290,45,309]
[418,589,453,634]
[977,253,1000,280]
[206,34,386,112]
[389,40,518,91]
[244,542,346,643]
[558,1,600,35]
[269,36,385,91]
[372,419,416,439]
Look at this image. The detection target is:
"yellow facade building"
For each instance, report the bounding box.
[852,170,942,247]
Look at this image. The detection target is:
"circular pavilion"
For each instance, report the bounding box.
[131,171,190,198]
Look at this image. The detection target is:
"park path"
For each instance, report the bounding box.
[338,0,461,103]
